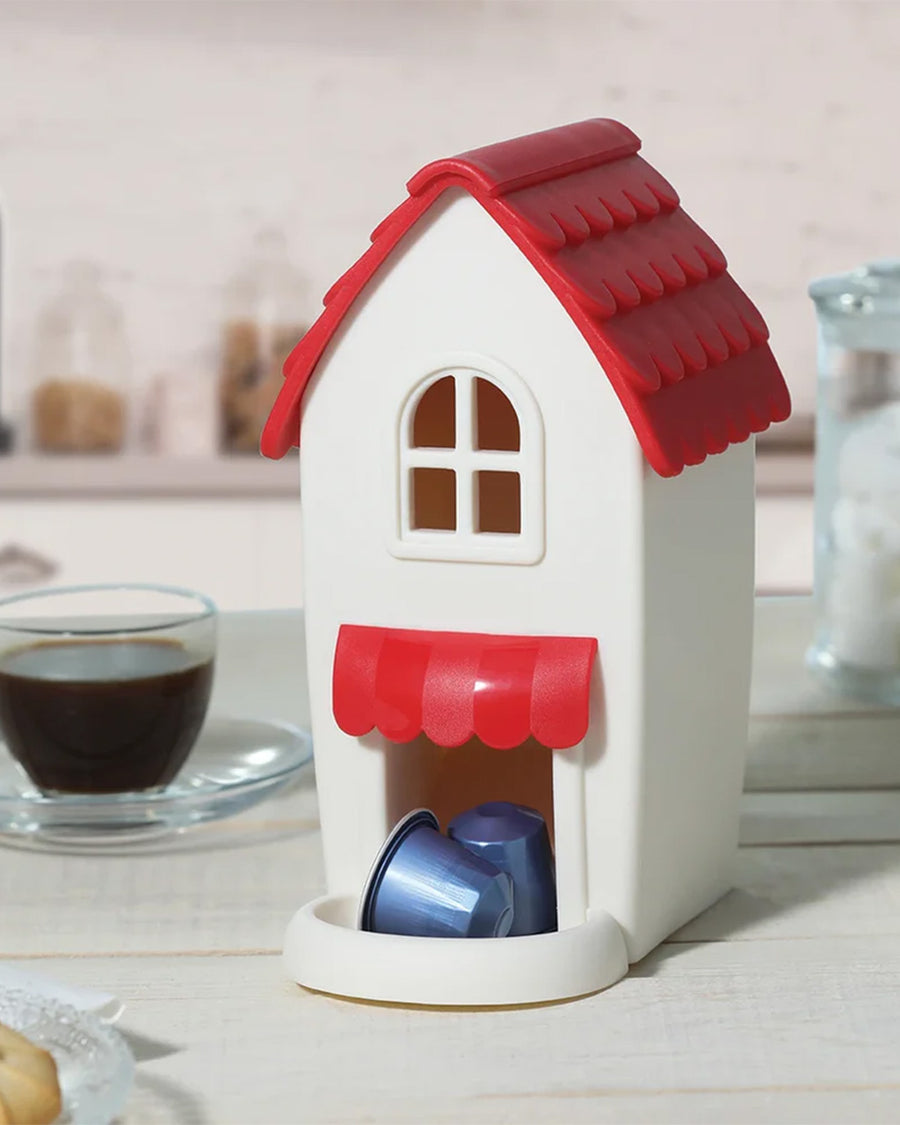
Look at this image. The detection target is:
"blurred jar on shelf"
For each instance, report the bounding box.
[808,261,900,703]
[220,228,307,454]
[30,261,131,453]
[141,348,218,459]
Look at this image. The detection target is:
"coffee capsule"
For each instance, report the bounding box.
[359,808,514,939]
[448,801,557,936]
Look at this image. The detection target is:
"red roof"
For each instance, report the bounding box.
[333,625,598,750]
[262,119,790,476]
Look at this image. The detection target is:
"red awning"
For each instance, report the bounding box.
[333,625,598,751]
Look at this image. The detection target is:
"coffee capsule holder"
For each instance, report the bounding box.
[265,118,791,1006]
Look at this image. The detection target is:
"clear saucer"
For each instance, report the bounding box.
[0,988,134,1125]
[0,716,313,849]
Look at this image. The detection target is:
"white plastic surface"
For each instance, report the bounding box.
[290,189,756,1002]
[627,439,755,957]
[284,894,628,1007]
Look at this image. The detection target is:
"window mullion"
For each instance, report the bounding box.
[471,451,522,470]
[404,449,456,469]
[455,373,475,537]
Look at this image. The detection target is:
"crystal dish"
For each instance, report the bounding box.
[0,989,134,1125]
[0,715,312,849]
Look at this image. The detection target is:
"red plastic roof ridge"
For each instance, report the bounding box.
[407,137,642,200]
[407,118,643,199]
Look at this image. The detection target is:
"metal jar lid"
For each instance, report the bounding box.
[810,261,900,416]
[810,259,900,320]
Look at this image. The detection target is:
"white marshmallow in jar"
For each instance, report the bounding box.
[809,261,900,701]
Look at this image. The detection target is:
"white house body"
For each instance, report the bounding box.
[264,120,790,1006]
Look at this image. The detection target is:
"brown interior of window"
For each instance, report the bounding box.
[412,467,456,531]
[475,378,520,451]
[384,734,554,846]
[413,376,455,448]
[477,470,521,534]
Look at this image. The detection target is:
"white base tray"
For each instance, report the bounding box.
[284,894,629,1007]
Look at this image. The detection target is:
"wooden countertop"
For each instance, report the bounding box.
[2,598,897,1124]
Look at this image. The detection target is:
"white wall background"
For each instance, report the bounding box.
[1,0,899,427]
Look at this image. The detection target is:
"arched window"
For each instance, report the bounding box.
[394,362,544,564]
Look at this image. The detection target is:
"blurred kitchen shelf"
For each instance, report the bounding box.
[1,449,809,499]
[0,455,299,497]
[755,450,813,495]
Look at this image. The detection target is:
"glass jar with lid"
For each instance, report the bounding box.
[219,228,308,454]
[808,261,900,702]
[30,261,131,453]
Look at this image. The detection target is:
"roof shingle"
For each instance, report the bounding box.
[262,118,790,475]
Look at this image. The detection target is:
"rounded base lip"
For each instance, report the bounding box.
[285,893,630,1008]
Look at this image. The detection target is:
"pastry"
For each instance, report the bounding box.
[0,1022,61,1125]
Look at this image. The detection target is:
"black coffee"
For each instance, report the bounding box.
[0,639,214,794]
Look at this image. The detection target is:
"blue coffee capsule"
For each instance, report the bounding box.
[448,801,557,936]
[359,808,514,939]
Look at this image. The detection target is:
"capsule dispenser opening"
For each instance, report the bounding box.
[382,733,555,846]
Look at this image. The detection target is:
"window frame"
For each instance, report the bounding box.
[392,353,545,565]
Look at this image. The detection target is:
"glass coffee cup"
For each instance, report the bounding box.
[0,585,216,795]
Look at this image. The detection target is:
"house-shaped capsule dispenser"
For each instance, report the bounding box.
[264,119,791,1006]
